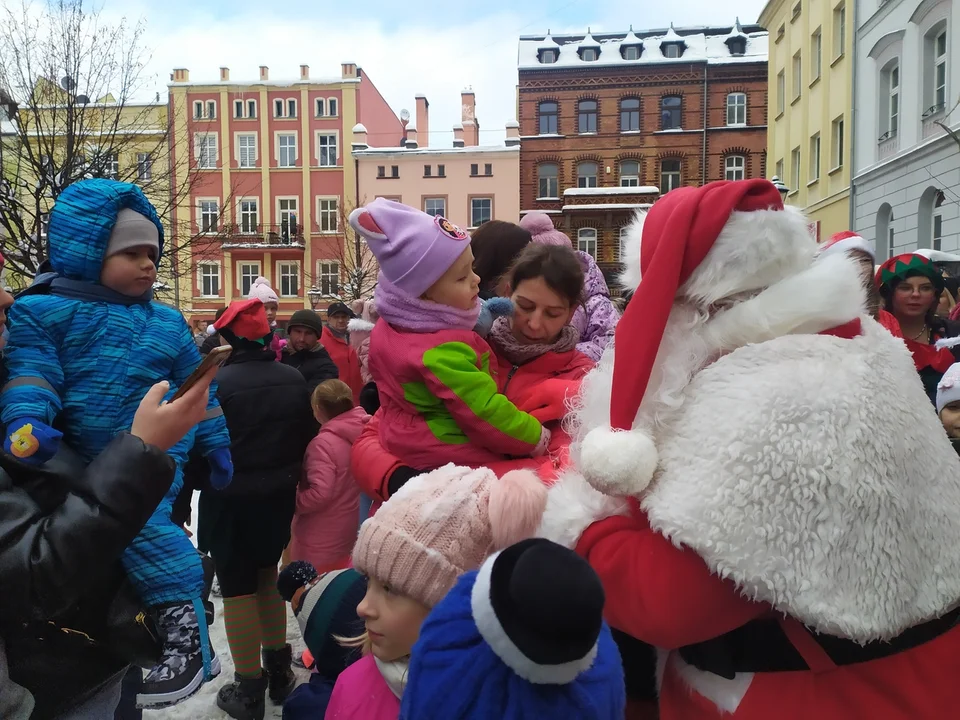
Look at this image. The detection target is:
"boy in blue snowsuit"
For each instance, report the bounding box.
[0,179,233,708]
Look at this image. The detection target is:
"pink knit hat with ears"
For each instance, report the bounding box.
[520,212,573,247]
[352,465,548,608]
[348,198,472,297]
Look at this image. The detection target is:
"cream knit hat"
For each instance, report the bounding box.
[352,464,547,608]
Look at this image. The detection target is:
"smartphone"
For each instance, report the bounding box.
[171,346,231,401]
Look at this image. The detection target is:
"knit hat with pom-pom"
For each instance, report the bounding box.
[247,276,279,305]
[352,465,548,608]
[520,212,572,247]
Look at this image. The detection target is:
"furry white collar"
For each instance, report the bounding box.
[642,319,960,642]
[374,656,408,699]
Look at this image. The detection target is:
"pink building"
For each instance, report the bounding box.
[353,91,520,229]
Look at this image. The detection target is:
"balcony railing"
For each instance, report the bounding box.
[220,223,304,247]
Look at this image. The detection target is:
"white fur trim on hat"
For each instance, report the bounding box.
[580,426,658,497]
[347,317,375,333]
[818,234,874,261]
[537,469,629,548]
[470,551,599,685]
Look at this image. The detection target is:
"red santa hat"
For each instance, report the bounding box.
[581,179,786,497]
[818,231,874,261]
[213,298,271,342]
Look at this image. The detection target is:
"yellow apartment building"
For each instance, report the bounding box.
[760,0,854,240]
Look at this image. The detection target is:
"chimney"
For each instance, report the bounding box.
[172,68,190,83]
[505,120,520,147]
[405,127,419,149]
[341,62,358,79]
[415,95,429,148]
[259,65,269,81]
[453,123,464,148]
[300,64,310,80]
[461,89,478,146]
[352,123,368,150]
[219,67,230,82]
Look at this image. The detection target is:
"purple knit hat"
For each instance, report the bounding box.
[520,212,572,247]
[348,198,471,297]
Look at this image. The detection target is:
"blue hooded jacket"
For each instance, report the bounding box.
[0,179,229,464]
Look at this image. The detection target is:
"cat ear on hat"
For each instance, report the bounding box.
[348,207,387,242]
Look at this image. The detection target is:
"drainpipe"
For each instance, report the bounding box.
[702,65,708,185]
[848,0,858,232]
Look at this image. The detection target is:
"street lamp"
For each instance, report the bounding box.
[770,175,790,202]
[307,288,323,310]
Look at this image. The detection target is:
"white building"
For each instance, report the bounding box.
[852,0,958,260]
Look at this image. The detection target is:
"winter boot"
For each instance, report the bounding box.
[262,644,296,704]
[136,601,221,709]
[216,673,268,720]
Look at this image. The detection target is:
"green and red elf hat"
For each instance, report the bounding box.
[875,253,945,294]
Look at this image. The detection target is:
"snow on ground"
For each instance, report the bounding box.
[144,493,310,719]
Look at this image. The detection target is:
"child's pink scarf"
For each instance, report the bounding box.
[374,272,481,332]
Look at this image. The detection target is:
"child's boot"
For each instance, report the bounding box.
[262,644,296,704]
[136,601,221,708]
[217,674,268,720]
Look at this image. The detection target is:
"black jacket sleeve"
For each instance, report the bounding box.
[306,348,340,393]
[0,433,176,624]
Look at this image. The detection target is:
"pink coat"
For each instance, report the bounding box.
[289,407,370,572]
[324,655,400,720]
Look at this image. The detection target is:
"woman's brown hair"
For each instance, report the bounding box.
[504,243,585,307]
[470,221,532,297]
[311,379,354,418]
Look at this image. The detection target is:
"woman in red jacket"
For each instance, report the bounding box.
[350,244,597,506]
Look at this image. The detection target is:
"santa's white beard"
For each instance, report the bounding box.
[567,302,714,454]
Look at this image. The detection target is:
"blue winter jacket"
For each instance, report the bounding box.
[0,179,229,464]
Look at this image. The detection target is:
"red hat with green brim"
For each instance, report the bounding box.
[875,253,944,293]
[214,298,271,343]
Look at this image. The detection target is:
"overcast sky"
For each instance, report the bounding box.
[99,0,768,145]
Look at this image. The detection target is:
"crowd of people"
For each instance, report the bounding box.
[1,175,960,720]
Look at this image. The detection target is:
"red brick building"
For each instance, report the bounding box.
[517,22,768,281]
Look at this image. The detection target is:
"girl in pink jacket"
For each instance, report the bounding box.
[324,464,547,720]
[290,379,370,573]
[347,199,549,472]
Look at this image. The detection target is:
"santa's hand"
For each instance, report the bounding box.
[473,297,514,338]
[579,426,658,497]
[531,424,552,457]
[4,417,62,464]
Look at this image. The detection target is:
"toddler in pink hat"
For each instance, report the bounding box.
[324,464,548,719]
[348,199,549,471]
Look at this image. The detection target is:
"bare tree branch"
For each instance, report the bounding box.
[303,199,379,305]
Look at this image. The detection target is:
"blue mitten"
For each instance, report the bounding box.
[206,448,234,490]
[4,417,62,464]
[473,297,514,338]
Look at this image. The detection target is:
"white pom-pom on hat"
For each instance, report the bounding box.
[580,426,658,497]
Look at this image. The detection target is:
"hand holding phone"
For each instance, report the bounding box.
[172,346,231,401]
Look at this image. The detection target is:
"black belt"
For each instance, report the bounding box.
[679,606,960,679]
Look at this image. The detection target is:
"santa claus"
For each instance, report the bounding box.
[540,179,960,719]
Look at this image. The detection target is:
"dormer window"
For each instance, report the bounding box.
[578,29,601,62]
[622,45,641,60]
[581,47,598,61]
[663,43,683,58]
[727,38,746,55]
[539,48,558,64]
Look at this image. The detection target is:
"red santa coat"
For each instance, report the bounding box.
[546,317,960,719]
[321,325,364,405]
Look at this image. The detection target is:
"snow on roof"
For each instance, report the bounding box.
[518,24,767,70]
[354,145,519,157]
[580,29,601,49]
[723,18,748,42]
[353,123,368,133]
[505,120,519,128]
[562,202,655,211]
[564,186,659,196]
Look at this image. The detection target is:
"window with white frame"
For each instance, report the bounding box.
[888,215,895,257]
[934,212,943,251]
[660,159,682,193]
[237,134,257,168]
[39,213,49,239]
[317,134,337,167]
[726,93,746,126]
[278,133,297,168]
[424,198,446,217]
[278,198,299,239]
[833,2,845,59]
[924,26,948,114]
[136,153,152,182]
[277,262,299,297]
[234,99,243,118]
[199,263,220,297]
[935,30,947,110]
[94,151,118,180]
[196,134,218,168]
[812,28,822,81]
[247,99,256,118]
[470,198,492,228]
[234,99,257,119]
[792,51,802,100]
[831,115,844,169]
[274,99,283,118]
[577,228,597,259]
[199,199,219,233]
[317,197,338,233]
[206,100,216,119]
[315,98,326,117]
[238,198,259,234]
[791,146,801,191]
[317,261,340,295]
[880,61,899,139]
[328,98,338,116]
[809,133,821,181]
[577,161,598,188]
[193,101,203,119]
[274,98,297,118]
[538,163,559,198]
[775,158,784,180]
[238,262,260,296]
[724,155,746,181]
[287,99,297,118]
[620,160,640,186]
[777,71,785,115]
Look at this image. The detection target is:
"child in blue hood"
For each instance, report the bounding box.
[0,179,233,709]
